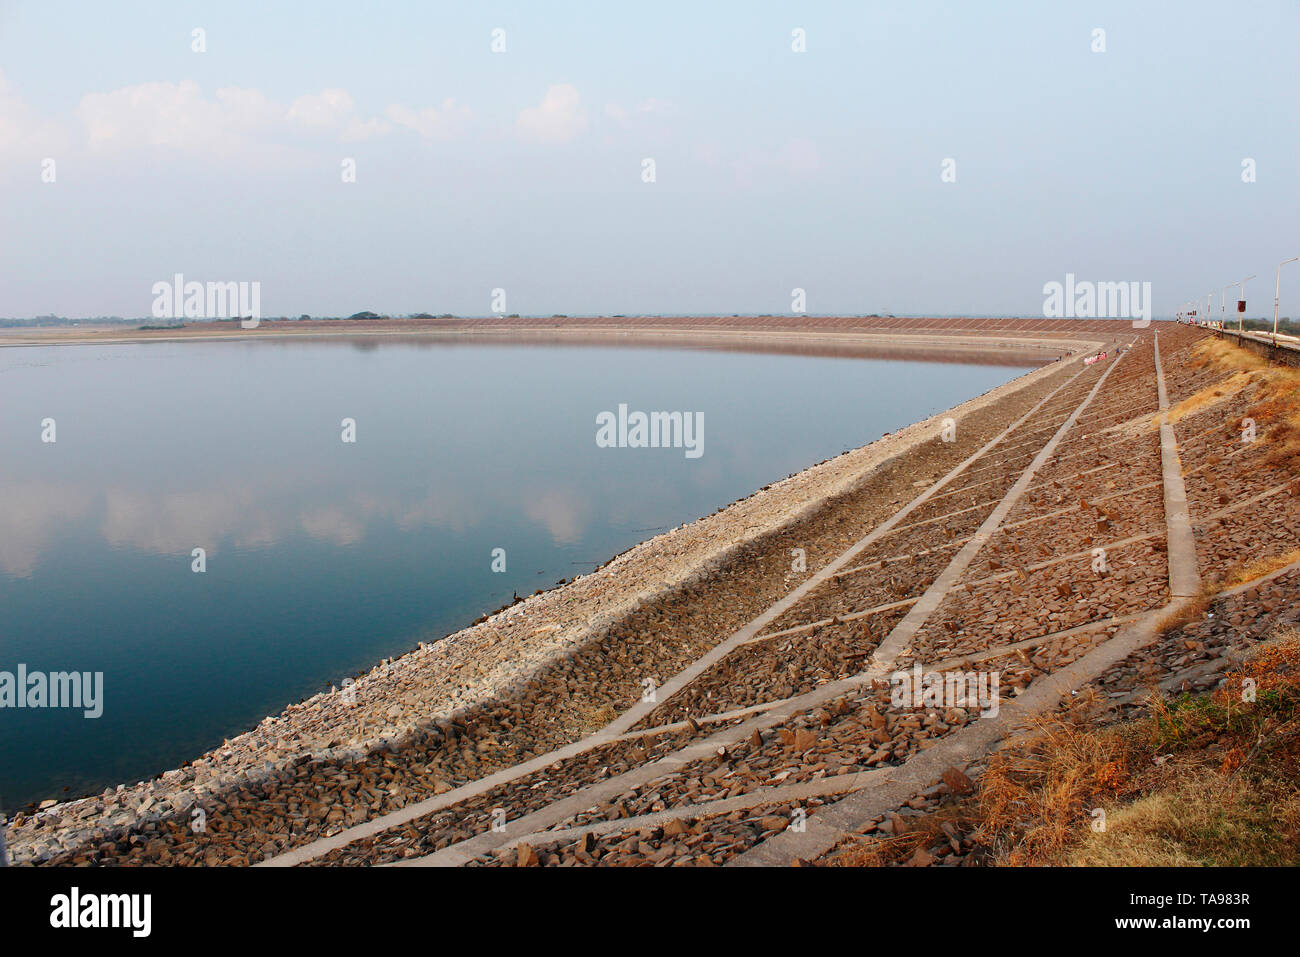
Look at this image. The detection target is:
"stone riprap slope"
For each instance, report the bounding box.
[807,330,1300,868]
[284,323,1296,869]
[10,319,1211,868]
[285,329,1171,867]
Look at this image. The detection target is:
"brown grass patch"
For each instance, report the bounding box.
[1154,594,1211,634]
[1186,336,1300,468]
[1165,370,1254,426]
[829,627,1300,867]
[1193,337,1271,374]
[581,703,618,731]
[991,630,1300,865]
[1217,548,1300,591]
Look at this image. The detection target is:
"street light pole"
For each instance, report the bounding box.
[1275,257,1300,339]
[1228,275,1256,334]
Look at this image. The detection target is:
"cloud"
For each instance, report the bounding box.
[98,486,273,555]
[0,69,70,162]
[603,97,675,132]
[93,482,481,554]
[7,73,593,168]
[72,81,442,154]
[517,84,588,144]
[0,482,94,577]
[299,504,368,546]
[524,488,588,544]
[287,88,390,141]
[76,81,282,153]
[385,98,471,139]
[0,70,30,142]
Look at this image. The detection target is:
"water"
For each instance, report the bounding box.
[0,336,1035,808]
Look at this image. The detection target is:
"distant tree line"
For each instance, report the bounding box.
[1235,317,1298,334]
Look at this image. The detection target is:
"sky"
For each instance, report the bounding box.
[0,0,1297,319]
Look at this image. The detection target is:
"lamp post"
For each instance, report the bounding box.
[1275,257,1300,340]
[1226,275,1256,334]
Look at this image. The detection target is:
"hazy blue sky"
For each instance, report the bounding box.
[1,1,1297,318]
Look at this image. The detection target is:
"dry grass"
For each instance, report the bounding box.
[1164,370,1254,426]
[971,709,1139,865]
[1188,335,1300,481]
[1218,547,1300,591]
[1065,781,1300,866]
[1065,631,1300,866]
[580,703,618,731]
[1190,337,1271,375]
[1199,337,1300,418]
[1154,593,1211,634]
[829,628,1300,867]
[827,808,971,867]
[986,630,1300,865]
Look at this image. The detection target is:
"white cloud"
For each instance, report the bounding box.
[74,81,411,154]
[0,69,30,143]
[517,84,588,144]
[98,486,272,555]
[635,97,675,116]
[0,482,94,577]
[0,69,70,162]
[299,504,367,546]
[385,98,471,139]
[524,488,588,544]
[77,80,282,152]
[287,88,390,142]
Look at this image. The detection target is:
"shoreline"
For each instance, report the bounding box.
[0,320,1085,368]
[0,314,1112,351]
[4,321,1107,864]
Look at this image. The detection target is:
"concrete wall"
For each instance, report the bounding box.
[1215,328,1300,368]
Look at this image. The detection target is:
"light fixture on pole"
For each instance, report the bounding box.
[1227,275,1256,333]
[1275,257,1300,340]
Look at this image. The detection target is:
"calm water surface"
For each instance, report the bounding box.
[0,337,1035,807]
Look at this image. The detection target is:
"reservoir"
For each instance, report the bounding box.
[0,334,1036,809]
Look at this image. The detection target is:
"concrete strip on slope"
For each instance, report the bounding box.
[727,597,1194,866]
[1155,333,1202,598]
